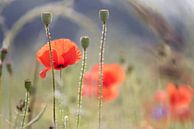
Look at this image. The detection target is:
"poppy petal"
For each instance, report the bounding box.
[40,67,50,78]
[36,49,58,68]
[62,46,82,66]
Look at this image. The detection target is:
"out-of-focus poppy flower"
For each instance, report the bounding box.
[36,39,81,78]
[154,90,167,104]
[166,83,193,121]
[144,83,193,125]
[167,83,193,111]
[82,64,125,101]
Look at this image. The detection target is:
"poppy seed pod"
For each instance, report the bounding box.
[99,9,109,24]
[81,36,89,49]
[25,79,32,93]
[1,47,8,62]
[6,61,13,76]
[0,60,2,77]
[41,12,52,27]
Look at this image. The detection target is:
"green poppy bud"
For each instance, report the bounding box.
[41,12,52,27]
[1,47,8,62]
[6,61,13,76]
[25,79,32,93]
[99,9,109,24]
[81,36,89,50]
[0,60,2,77]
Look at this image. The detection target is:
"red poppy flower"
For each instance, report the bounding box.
[166,83,193,110]
[166,83,193,121]
[36,39,81,78]
[82,64,125,101]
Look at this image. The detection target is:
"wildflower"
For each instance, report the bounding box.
[166,83,193,121]
[82,64,125,101]
[167,83,193,111]
[36,39,81,78]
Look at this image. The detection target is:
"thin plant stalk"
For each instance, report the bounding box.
[98,22,107,129]
[60,67,62,79]
[44,26,57,126]
[76,48,87,129]
[21,92,30,129]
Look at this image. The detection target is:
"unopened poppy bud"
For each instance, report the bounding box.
[81,36,89,49]
[6,61,13,76]
[1,47,8,62]
[41,12,52,27]
[0,60,2,77]
[99,9,109,24]
[25,79,32,93]
[16,99,25,112]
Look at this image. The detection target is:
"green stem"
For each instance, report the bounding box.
[76,49,87,129]
[98,23,107,129]
[60,67,62,79]
[44,26,56,126]
[21,92,29,129]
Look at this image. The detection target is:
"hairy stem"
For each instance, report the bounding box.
[21,92,29,129]
[98,23,107,129]
[44,26,56,126]
[76,49,87,129]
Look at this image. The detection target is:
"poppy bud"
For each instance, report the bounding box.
[41,12,52,27]
[99,9,109,24]
[81,36,89,50]
[16,99,25,112]
[6,61,13,76]
[1,47,8,62]
[25,79,32,93]
[0,60,2,77]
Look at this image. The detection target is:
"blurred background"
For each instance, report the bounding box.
[1,0,194,63]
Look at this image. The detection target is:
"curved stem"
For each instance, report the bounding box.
[44,26,56,126]
[76,49,87,129]
[98,23,107,129]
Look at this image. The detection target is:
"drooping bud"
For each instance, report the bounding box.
[6,61,13,76]
[25,79,32,93]
[16,99,25,112]
[99,9,109,24]
[41,12,52,27]
[81,36,89,50]
[1,47,8,62]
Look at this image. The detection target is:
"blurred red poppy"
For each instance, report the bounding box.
[167,83,193,111]
[36,39,81,78]
[82,64,125,101]
[166,83,193,121]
